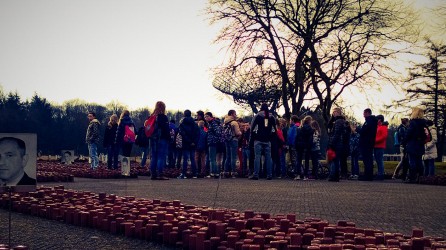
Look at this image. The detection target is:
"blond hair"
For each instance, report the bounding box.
[301,115,312,126]
[108,114,118,127]
[118,110,130,125]
[153,101,166,116]
[410,107,424,119]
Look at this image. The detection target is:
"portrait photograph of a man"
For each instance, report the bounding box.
[0,133,37,192]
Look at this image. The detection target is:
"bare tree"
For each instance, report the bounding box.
[207,0,418,123]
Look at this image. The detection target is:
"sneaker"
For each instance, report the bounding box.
[249,175,259,180]
[177,174,187,179]
[294,176,301,180]
[206,175,212,178]
[192,176,198,179]
[266,176,272,180]
[303,177,309,181]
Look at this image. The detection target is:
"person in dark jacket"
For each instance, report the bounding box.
[299,115,314,180]
[115,110,135,158]
[86,111,101,169]
[392,118,409,179]
[249,103,276,180]
[327,108,349,182]
[355,108,377,181]
[405,107,427,183]
[178,110,200,179]
[205,112,223,178]
[103,114,119,169]
[149,101,170,180]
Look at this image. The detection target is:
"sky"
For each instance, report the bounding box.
[0,0,444,119]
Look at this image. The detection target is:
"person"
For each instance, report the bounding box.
[204,112,223,178]
[239,122,251,177]
[149,101,170,180]
[0,137,36,186]
[405,107,427,183]
[178,109,200,179]
[277,118,287,178]
[167,119,177,168]
[115,110,136,158]
[356,108,377,181]
[392,118,409,180]
[139,115,153,168]
[327,107,349,182]
[299,116,314,180]
[249,103,276,180]
[287,115,300,178]
[349,125,360,180]
[223,110,242,178]
[103,114,119,169]
[86,111,101,169]
[374,115,388,180]
[310,120,321,179]
[423,120,437,177]
[195,120,208,177]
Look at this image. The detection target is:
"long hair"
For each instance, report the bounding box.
[118,110,130,125]
[410,107,424,119]
[108,114,118,128]
[153,101,166,116]
[301,115,313,127]
[311,120,321,135]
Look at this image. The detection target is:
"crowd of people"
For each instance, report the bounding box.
[85,102,438,183]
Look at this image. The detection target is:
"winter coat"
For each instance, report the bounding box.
[328,116,349,155]
[374,121,388,149]
[115,115,135,145]
[299,123,314,151]
[196,127,207,151]
[103,123,117,147]
[223,115,242,140]
[312,131,321,152]
[179,116,200,150]
[350,132,360,155]
[86,119,101,144]
[423,126,438,160]
[405,118,426,156]
[358,115,377,150]
[397,124,408,147]
[250,111,276,143]
[155,114,171,141]
[207,118,223,146]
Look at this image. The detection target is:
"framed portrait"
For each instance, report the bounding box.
[121,156,130,176]
[0,133,37,192]
[61,150,75,165]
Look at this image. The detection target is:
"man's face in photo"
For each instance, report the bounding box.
[0,139,28,181]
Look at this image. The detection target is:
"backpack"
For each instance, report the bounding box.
[144,115,157,138]
[123,125,136,143]
[223,121,234,142]
[135,126,150,147]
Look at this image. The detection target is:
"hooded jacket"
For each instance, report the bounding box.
[86,118,101,144]
[358,115,377,150]
[423,126,438,160]
[374,120,388,149]
[115,115,135,145]
[179,116,200,150]
[405,118,426,156]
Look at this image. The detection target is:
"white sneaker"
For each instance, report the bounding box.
[294,176,301,180]
[303,177,308,181]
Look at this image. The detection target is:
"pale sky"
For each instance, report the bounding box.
[0,0,444,119]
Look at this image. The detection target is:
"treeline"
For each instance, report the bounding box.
[0,92,188,155]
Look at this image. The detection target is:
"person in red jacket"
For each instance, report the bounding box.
[374,115,388,180]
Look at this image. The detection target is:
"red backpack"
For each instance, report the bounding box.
[144,115,157,138]
[124,125,136,143]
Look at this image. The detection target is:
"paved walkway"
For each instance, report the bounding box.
[1,177,445,249]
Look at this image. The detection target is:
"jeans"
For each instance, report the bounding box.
[149,138,168,178]
[140,145,150,167]
[195,149,206,176]
[294,148,303,177]
[224,139,238,173]
[209,145,219,176]
[242,148,250,176]
[280,149,286,176]
[88,143,99,169]
[350,151,360,176]
[374,148,384,177]
[106,144,119,169]
[253,141,272,178]
[182,148,197,176]
[121,142,133,157]
[424,159,435,176]
[302,148,311,178]
[311,150,320,178]
[329,156,340,181]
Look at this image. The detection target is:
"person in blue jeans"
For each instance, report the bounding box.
[86,111,100,170]
[204,112,223,178]
[423,120,437,177]
[177,110,200,179]
[327,107,349,182]
[249,103,276,180]
[223,110,242,178]
[149,101,170,180]
[103,114,119,169]
[349,127,360,179]
[374,115,388,180]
